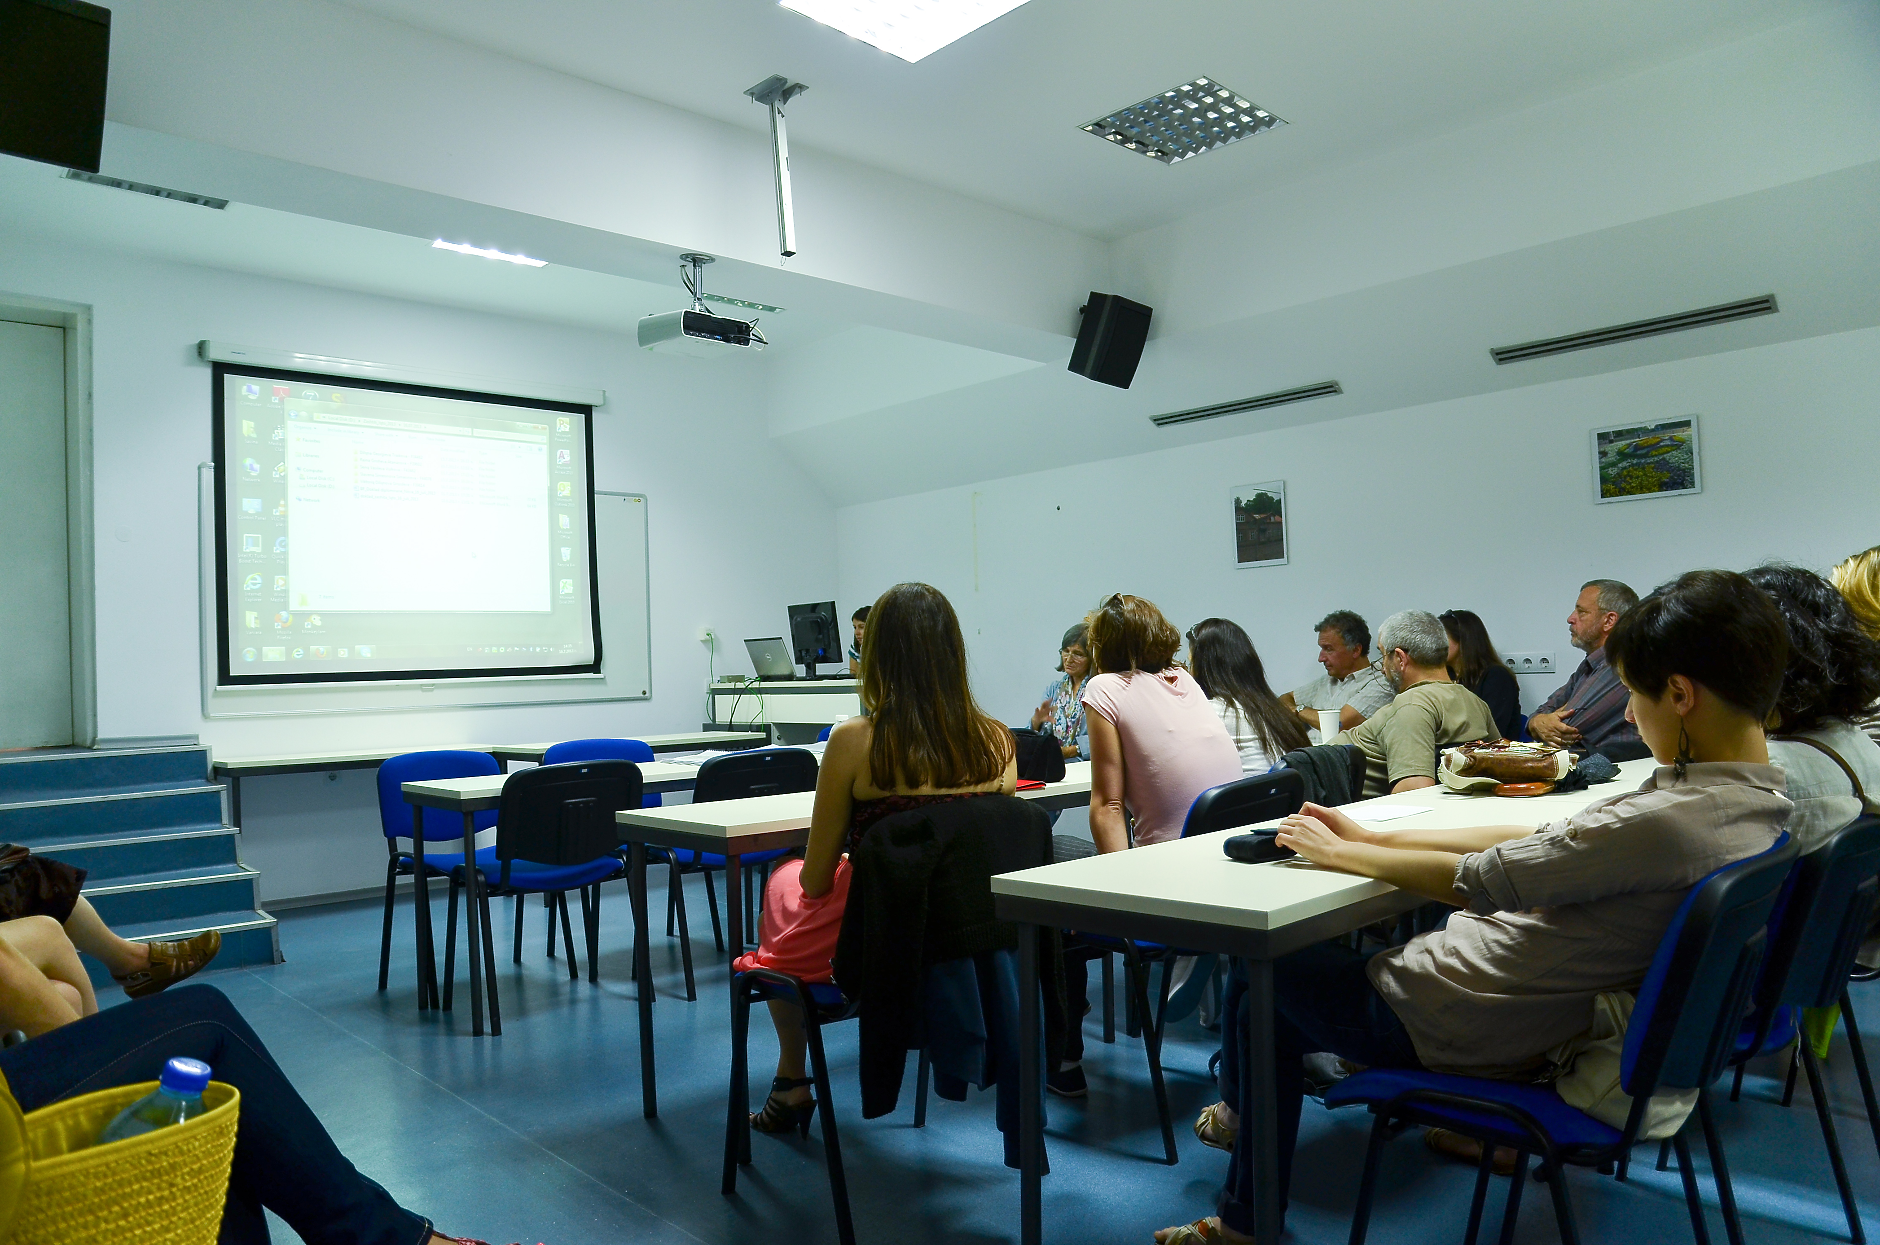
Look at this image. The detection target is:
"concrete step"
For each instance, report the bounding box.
[83,865,262,928]
[0,786,226,844]
[0,746,209,800]
[25,826,242,885]
[83,909,281,986]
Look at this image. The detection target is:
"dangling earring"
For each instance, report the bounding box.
[1674,724,1693,781]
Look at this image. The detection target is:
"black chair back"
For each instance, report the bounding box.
[694,747,819,803]
[495,760,643,866]
[1623,833,1797,1104]
[1763,815,1880,1012]
[1181,769,1306,838]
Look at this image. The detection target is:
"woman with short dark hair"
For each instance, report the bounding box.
[1440,609,1522,740]
[738,583,1015,1134]
[1186,618,1309,775]
[1029,623,1092,760]
[1160,570,1793,1245]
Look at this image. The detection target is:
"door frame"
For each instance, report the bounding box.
[0,292,96,747]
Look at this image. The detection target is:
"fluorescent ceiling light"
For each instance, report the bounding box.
[779,0,1032,63]
[1082,78,1284,164]
[431,239,548,267]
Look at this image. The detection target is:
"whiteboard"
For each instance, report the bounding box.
[198,467,651,718]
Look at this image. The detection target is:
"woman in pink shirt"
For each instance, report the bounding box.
[1084,594,1244,850]
[1052,594,1242,1097]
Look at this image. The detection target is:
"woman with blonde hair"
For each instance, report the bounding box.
[1831,544,1880,746]
[736,582,1016,1134]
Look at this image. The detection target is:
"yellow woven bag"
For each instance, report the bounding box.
[0,1071,239,1245]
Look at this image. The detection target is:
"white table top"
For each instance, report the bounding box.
[402,761,702,807]
[613,759,1097,845]
[988,758,1659,933]
[491,732,768,759]
[213,745,500,772]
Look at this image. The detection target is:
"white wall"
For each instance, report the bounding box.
[837,327,1880,729]
[0,238,839,902]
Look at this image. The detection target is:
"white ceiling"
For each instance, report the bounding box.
[337,0,1839,238]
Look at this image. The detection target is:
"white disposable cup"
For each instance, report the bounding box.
[1318,710,1343,741]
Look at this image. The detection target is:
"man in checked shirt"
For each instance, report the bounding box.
[1528,579,1648,758]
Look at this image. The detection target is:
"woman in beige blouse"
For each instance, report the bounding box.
[1158,569,1793,1245]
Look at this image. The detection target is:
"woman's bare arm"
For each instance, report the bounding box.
[798,721,865,897]
[1087,713,1130,854]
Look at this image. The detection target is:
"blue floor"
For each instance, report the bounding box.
[171,877,1880,1245]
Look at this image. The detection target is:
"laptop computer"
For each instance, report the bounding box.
[743,637,796,680]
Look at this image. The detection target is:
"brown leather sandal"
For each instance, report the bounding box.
[116,929,222,999]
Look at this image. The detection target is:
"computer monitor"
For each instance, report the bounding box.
[787,600,840,678]
[743,637,796,680]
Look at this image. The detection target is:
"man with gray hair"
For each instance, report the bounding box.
[1338,610,1499,797]
[1279,610,1395,734]
[1528,579,1645,757]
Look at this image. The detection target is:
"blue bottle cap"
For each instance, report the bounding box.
[159,1057,211,1095]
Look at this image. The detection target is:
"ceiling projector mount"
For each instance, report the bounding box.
[638,253,770,357]
[746,74,808,259]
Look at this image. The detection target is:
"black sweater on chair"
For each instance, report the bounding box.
[832,793,1069,1120]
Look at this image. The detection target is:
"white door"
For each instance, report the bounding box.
[0,320,72,748]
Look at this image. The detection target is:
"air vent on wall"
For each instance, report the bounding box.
[63,170,229,209]
[1150,381,1342,428]
[1490,295,1777,365]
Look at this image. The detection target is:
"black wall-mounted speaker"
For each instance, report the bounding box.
[0,0,111,174]
[1067,292,1152,389]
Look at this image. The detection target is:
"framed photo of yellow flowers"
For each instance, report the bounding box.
[1592,417,1701,504]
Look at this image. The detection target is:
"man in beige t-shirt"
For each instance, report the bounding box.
[1339,610,1499,797]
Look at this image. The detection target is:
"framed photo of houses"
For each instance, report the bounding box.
[1591,416,1702,504]
[1232,480,1288,568]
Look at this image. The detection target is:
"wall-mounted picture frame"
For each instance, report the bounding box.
[1592,416,1701,504]
[1232,480,1288,568]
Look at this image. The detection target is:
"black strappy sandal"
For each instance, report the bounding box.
[750,1075,816,1136]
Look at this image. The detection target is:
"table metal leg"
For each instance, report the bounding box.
[1019,923,1042,1245]
[725,853,744,969]
[629,840,657,1118]
[227,774,242,829]
[1240,956,1281,1245]
[461,811,486,1037]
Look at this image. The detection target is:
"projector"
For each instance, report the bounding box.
[637,309,761,357]
[639,253,768,357]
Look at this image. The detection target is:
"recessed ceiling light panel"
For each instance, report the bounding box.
[1081,78,1284,164]
[779,0,1032,63]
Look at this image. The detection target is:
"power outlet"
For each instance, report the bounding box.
[698,627,715,647]
[1503,652,1557,676]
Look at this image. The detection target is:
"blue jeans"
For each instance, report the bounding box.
[1216,943,1423,1237]
[0,985,431,1245]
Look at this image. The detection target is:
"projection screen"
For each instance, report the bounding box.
[212,363,601,686]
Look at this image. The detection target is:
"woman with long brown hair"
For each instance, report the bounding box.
[1439,608,1521,740]
[734,582,1015,1135]
[1186,617,1309,774]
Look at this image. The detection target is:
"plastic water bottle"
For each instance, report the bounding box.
[97,1058,211,1145]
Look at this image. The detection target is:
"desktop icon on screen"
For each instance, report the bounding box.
[270,427,284,443]
[558,513,570,530]
[241,497,262,514]
[356,645,374,658]
[272,462,286,480]
[560,547,571,562]
[241,420,256,438]
[244,611,259,629]
[556,481,572,497]
[272,386,289,399]
[262,646,285,661]
[242,534,262,552]
[290,647,305,660]
[242,458,261,477]
[273,575,287,592]
[556,449,571,466]
[243,573,263,591]
[337,648,348,658]
[242,647,258,662]
[274,612,294,629]
[272,501,287,517]
[309,646,330,659]
[559,579,574,595]
[273,536,288,553]
[306,614,322,628]
[242,384,260,399]
[556,417,571,433]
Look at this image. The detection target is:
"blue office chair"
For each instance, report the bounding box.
[817,725,833,743]
[374,750,501,1008]
[1706,815,1880,1242]
[442,760,643,1035]
[1075,769,1306,1164]
[669,748,819,958]
[1326,832,1797,1245]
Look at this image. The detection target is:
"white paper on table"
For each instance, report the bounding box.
[1348,803,1430,822]
[666,749,736,767]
